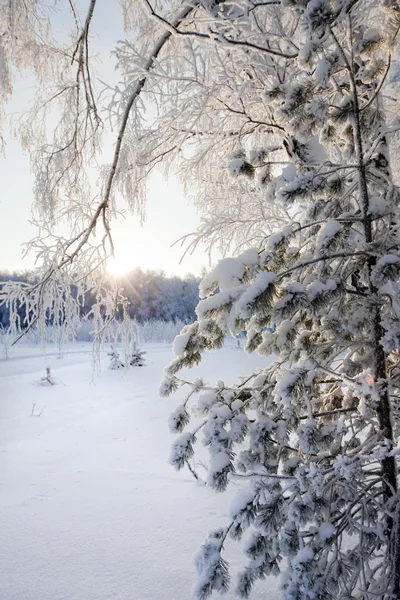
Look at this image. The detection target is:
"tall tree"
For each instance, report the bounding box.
[163,0,400,598]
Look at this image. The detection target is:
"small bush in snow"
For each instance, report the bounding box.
[129,347,146,367]
[108,346,125,370]
[108,345,146,369]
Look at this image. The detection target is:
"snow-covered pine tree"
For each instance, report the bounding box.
[129,345,146,367]
[108,345,124,370]
[162,1,400,598]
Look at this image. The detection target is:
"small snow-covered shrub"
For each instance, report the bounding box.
[108,346,124,370]
[37,366,59,386]
[108,345,146,369]
[129,347,146,367]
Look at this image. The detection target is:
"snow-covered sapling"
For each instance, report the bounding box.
[38,365,58,386]
[108,346,124,370]
[129,346,146,367]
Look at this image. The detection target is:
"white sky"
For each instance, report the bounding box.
[0,1,214,278]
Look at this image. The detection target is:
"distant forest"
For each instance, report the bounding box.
[0,268,201,327]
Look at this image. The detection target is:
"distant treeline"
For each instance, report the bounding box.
[116,268,200,322]
[0,268,201,327]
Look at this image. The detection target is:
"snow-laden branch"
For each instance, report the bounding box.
[140,0,297,59]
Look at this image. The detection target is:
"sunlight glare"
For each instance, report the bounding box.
[107,255,132,277]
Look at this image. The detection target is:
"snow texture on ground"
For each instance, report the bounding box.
[0,342,279,600]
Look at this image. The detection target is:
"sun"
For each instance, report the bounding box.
[107,255,132,277]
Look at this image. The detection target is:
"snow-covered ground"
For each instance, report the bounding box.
[0,342,279,600]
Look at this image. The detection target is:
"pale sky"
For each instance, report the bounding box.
[0,1,213,278]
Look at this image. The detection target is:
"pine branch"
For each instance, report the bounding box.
[278,251,373,279]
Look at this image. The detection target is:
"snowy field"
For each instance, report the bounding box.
[0,342,279,600]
